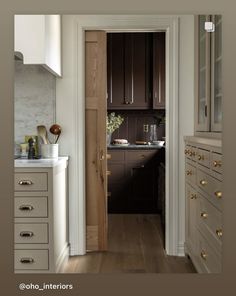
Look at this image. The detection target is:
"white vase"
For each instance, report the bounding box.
[107,133,112,145]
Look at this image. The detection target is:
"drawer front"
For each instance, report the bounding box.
[14,249,49,270]
[197,148,210,168]
[126,150,157,163]
[185,145,197,162]
[185,163,196,186]
[15,223,48,244]
[197,231,221,273]
[108,150,125,162]
[197,169,222,204]
[15,173,48,191]
[197,194,222,249]
[211,152,222,174]
[14,197,48,218]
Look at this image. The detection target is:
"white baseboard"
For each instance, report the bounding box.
[177,242,185,256]
[56,243,69,273]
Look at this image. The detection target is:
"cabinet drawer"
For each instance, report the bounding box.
[15,223,48,244]
[14,249,49,270]
[108,150,125,162]
[126,150,157,163]
[197,148,210,168]
[185,163,196,186]
[15,173,48,191]
[211,152,222,174]
[197,194,222,251]
[197,169,222,203]
[14,197,48,218]
[197,231,221,273]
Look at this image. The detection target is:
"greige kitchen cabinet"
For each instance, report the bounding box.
[107,33,151,109]
[107,149,161,213]
[195,15,222,133]
[14,158,69,273]
[184,137,222,273]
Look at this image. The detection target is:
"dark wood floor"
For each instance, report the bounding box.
[62,214,196,273]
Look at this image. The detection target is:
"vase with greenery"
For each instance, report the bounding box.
[106,112,124,145]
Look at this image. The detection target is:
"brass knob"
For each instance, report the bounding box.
[106,154,111,160]
[214,191,222,199]
[189,151,193,156]
[200,251,207,260]
[184,149,189,155]
[216,229,223,238]
[201,212,208,218]
[200,179,207,186]
[190,193,197,199]
[213,160,222,167]
[141,155,145,159]
[106,170,111,176]
[198,155,204,161]
[186,170,192,176]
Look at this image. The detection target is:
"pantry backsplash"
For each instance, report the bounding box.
[110,110,165,143]
[14,60,56,143]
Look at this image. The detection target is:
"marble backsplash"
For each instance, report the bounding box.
[14,60,56,144]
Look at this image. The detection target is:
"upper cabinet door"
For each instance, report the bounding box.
[195,15,211,132]
[107,33,125,109]
[210,15,222,132]
[153,32,166,109]
[14,15,62,77]
[107,33,151,109]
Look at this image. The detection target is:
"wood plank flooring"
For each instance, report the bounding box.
[62,214,196,273]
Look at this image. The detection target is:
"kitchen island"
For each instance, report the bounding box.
[14,156,69,273]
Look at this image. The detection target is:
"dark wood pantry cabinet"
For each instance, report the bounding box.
[107,149,164,213]
[107,32,165,110]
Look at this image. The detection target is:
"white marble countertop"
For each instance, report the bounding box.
[14,156,69,168]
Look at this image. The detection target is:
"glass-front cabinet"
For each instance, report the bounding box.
[195,15,222,133]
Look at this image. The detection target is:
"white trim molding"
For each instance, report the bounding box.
[57,15,180,256]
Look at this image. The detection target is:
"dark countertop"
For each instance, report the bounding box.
[107,144,164,150]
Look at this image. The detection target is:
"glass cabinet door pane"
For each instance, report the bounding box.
[211,15,222,131]
[197,15,208,127]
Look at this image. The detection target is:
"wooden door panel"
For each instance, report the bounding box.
[85,31,107,251]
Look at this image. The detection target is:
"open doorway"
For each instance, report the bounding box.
[106,31,166,246]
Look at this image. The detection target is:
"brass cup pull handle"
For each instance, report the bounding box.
[214,191,222,199]
[200,251,207,260]
[20,257,34,264]
[18,180,33,186]
[20,231,34,237]
[216,229,223,238]
[190,193,197,199]
[198,155,204,161]
[201,212,208,219]
[213,160,222,167]
[200,179,207,186]
[186,170,192,176]
[19,205,34,211]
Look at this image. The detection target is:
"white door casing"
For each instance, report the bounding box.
[56,15,179,256]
